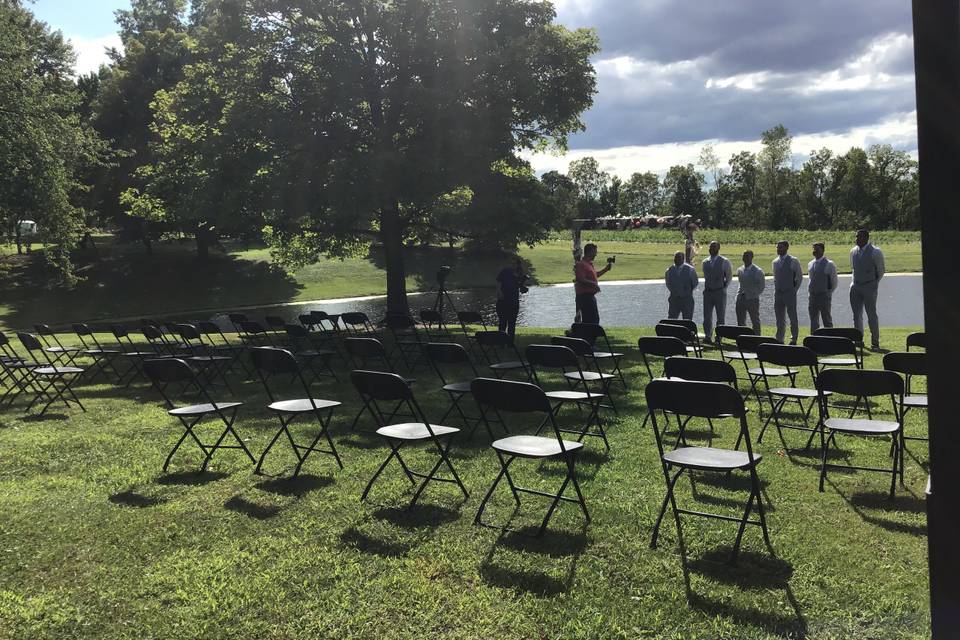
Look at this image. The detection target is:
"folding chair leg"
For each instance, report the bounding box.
[165,416,204,471]
[360,440,415,501]
[474,453,516,525]
[651,467,684,549]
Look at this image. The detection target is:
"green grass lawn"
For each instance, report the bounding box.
[0,232,923,332]
[0,327,929,639]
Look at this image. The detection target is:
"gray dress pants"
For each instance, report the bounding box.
[808,292,833,332]
[850,283,880,347]
[774,290,799,344]
[703,289,727,341]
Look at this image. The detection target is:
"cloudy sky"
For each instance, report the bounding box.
[33,0,918,179]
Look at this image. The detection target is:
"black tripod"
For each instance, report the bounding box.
[432,282,458,316]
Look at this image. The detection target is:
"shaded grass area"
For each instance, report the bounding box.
[0,232,923,331]
[0,327,929,639]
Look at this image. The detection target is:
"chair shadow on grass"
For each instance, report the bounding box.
[255,474,334,497]
[828,479,927,536]
[108,490,167,508]
[155,470,229,486]
[687,547,808,637]
[224,495,282,520]
[339,502,462,559]
[690,472,776,512]
[479,511,590,598]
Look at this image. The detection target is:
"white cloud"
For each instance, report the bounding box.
[524,111,917,178]
[66,34,122,76]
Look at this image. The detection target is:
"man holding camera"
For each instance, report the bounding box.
[574,243,613,324]
[495,258,527,341]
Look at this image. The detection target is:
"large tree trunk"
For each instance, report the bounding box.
[14,221,22,255]
[381,201,409,316]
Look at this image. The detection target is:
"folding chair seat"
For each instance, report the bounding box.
[17,332,85,415]
[144,358,254,472]
[812,328,865,366]
[569,322,627,389]
[656,322,702,357]
[661,357,739,447]
[474,330,530,380]
[526,344,609,449]
[141,325,184,357]
[472,377,589,535]
[637,336,686,381]
[815,368,905,499]
[755,343,825,448]
[883,352,927,447]
[339,311,378,336]
[550,336,617,413]
[715,325,756,363]
[284,324,338,382]
[353,370,467,507]
[805,334,862,368]
[71,323,123,384]
[905,332,926,352]
[660,318,707,343]
[174,324,235,394]
[646,378,770,565]
[424,342,484,434]
[34,324,82,366]
[735,335,786,410]
[250,347,343,476]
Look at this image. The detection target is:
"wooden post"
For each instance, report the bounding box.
[912,1,960,636]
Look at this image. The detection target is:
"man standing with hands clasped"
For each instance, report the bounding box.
[849,228,885,350]
[735,250,765,334]
[701,241,732,344]
[773,240,803,344]
[807,242,838,332]
[665,251,699,320]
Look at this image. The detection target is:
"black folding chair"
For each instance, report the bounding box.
[339,311,378,336]
[646,378,770,565]
[250,347,343,476]
[527,344,609,449]
[353,370,467,507]
[227,313,249,332]
[384,314,427,371]
[815,368,904,499]
[420,308,452,341]
[662,357,739,447]
[143,358,254,472]
[472,377,589,536]
[905,332,926,352]
[424,342,484,434]
[813,327,865,367]
[805,334,870,419]
[72,323,123,383]
[196,320,251,376]
[755,343,823,448]
[141,324,183,357]
[284,324,339,383]
[735,334,786,412]
[238,320,276,348]
[550,336,617,413]
[34,324,82,366]
[457,310,489,358]
[474,330,530,380]
[344,338,416,430]
[174,323,235,394]
[637,336,686,380]
[660,318,707,343]
[569,323,627,389]
[656,322,702,357]
[110,325,157,386]
[0,332,42,408]
[883,352,927,448]
[17,332,85,415]
[715,325,756,364]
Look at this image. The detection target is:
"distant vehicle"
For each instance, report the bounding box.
[17,220,37,237]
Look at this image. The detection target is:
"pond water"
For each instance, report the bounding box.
[210,273,925,330]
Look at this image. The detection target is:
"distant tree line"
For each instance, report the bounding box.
[544,124,919,231]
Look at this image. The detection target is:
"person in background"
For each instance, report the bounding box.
[735,250,765,333]
[773,240,803,344]
[849,228,885,350]
[495,258,527,342]
[808,242,838,332]
[665,250,699,320]
[574,243,613,324]
[683,219,699,265]
[701,241,732,343]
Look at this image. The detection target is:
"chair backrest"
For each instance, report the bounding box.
[425,342,471,365]
[471,377,551,413]
[250,346,299,375]
[735,335,781,352]
[176,323,201,341]
[715,324,755,341]
[228,313,248,325]
[655,323,694,343]
[550,335,593,357]
[340,312,371,327]
[803,335,856,357]
[637,336,687,359]
[474,330,510,348]
[646,378,747,418]
[817,367,903,398]
[663,357,736,385]
[457,311,484,325]
[344,337,387,359]
[72,323,93,336]
[569,322,604,342]
[265,315,286,329]
[34,324,55,336]
[883,351,926,377]
[526,344,579,370]
[111,325,130,339]
[17,332,43,352]
[142,325,164,341]
[420,309,443,324]
[285,323,310,339]
[195,321,224,337]
[906,332,926,351]
[757,343,818,368]
[385,314,417,330]
[814,327,864,344]
[350,369,412,401]
[143,357,194,383]
[239,320,268,335]
[660,318,699,334]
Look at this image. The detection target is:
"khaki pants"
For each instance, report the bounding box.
[735,295,761,334]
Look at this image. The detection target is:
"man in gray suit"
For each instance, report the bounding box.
[665,251,699,320]
[701,241,732,343]
[773,240,803,344]
[850,228,885,350]
[735,250,765,333]
[808,242,838,331]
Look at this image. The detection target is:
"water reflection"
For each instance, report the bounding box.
[206,274,924,330]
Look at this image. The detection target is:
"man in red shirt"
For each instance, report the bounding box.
[574,243,613,324]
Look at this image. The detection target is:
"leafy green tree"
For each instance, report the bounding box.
[540,169,579,227]
[618,171,661,217]
[134,0,598,312]
[867,144,917,229]
[726,151,761,227]
[598,175,621,217]
[567,156,607,218]
[0,0,107,279]
[662,164,705,220]
[796,147,832,229]
[758,124,793,228]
